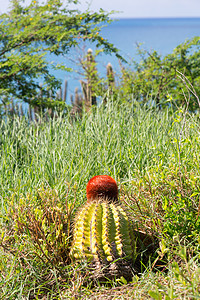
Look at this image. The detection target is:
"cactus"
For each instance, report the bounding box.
[86,175,118,203]
[106,62,115,87]
[70,175,136,280]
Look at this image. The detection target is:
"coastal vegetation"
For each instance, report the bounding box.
[0,0,200,299]
[0,0,121,111]
[1,101,200,298]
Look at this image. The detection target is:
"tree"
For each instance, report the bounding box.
[0,0,122,109]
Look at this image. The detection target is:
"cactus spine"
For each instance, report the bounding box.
[70,200,136,273]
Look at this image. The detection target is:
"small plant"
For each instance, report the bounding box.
[1,188,74,268]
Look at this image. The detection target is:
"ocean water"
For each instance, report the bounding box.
[101,18,200,59]
[46,18,200,102]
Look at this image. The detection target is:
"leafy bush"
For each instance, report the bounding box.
[117,37,200,111]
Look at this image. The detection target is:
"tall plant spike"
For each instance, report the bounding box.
[70,175,136,280]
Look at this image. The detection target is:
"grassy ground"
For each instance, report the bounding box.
[0,100,200,299]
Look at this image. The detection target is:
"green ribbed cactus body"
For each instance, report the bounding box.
[70,200,136,267]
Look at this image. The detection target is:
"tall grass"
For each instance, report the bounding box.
[1,99,200,298]
[1,101,199,198]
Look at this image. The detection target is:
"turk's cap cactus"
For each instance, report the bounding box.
[69,175,152,280]
[70,197,137,280]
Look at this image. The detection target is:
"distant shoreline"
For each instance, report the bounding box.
[111,16,200,20]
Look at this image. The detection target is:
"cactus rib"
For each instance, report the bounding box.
[70,200,136,264]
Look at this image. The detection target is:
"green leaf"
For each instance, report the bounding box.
[148,290,162,300]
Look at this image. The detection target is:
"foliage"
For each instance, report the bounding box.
[1,188,73,264]
[0,101,200,297]
[116,37,200,111]
[68,37,200,112]
[123,167,200,246]
[0,188,77,298]
[0,0,122,109]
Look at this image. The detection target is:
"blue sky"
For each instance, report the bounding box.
[1,0,200,18]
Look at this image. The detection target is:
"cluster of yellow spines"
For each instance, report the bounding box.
[70,200,136,264]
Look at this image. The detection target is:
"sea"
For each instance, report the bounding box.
[51,17,200,103]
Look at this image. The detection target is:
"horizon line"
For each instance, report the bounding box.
[111,16,200,19]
